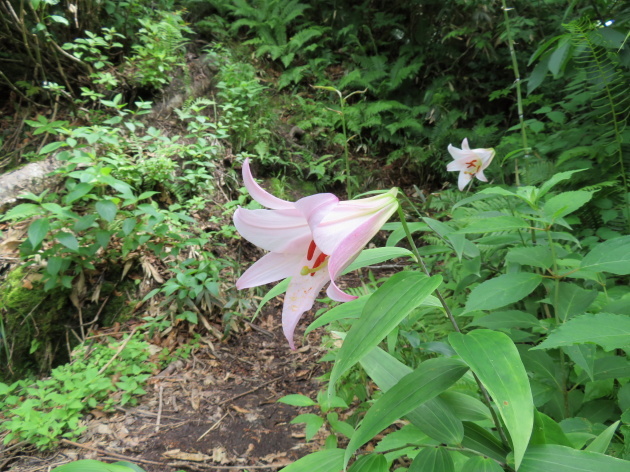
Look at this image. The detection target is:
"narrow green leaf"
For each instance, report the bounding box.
[584,420,620,453]
[347,454,388,472]
[280,448,344,472]
[361,347,464,443]
[408,447,454,472]
[457,216,529,234]
[464,273,542,313]
[530,410,573,447]
[581,236,630,274]
[520,444,630,472]
[28,217,49,248]
[254,278,290,318]
[462,456,504,472]
[277,394,316,407]
[96,200,118,223]
[329,272,442,396]
[439,391,492,422]
[534,313,630,351]
[344,358,468,467]
[462,422,509,464]
[305,295,369,335]
[344,247,416,273]
[449,330,534,470]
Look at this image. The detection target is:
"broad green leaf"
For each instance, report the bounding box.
[361,347,464,444]
[64,182,94,204]
[506,246,553,270]
[462,456,504,472]
[462,422,509,464]
[280,448,344,472]
[520,444,630,472]
[449,330,534,469]
[543,191,593,221]
[347,454,388,472]
[468,311,541,331]
[530,410,573,447]
[291,414,324,441]
[96,200,118,222]
[464,273,542,313]
[305,295,369,335]
[344,358,468,467]
[375,424,434,453]
[563,344,595,381]
[1,203,42,221]
[408,447,454,472]
[55,231,79,251]
[534,313,630,351]
[584,420,619,453]
[581,236,630,274]
[28,217,49,248]
[329,272,442,396]
[39,141,66,154]
[539,169,587,198]
[277,394,316,407]
[554,282,597,322]
[590,356,630,381]
[73,214,98,232]
[51,460,134,472]
[111,463,146,472]
[457,216,529,234]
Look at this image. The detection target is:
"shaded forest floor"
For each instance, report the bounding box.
[6,299,329,472]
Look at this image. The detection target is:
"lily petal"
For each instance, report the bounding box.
[282,258,331,349]
[236,252,304,289]
[294,193,339,229]
[325,202,398,301]
[313,190,398,256]
[461,138,470,151]
[476,169,488,182]
[458,171,473,191]
[243,159,295,210]
[234,207,312,253]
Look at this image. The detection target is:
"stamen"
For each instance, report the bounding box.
[307,240,317,261]
[313,252,327,269]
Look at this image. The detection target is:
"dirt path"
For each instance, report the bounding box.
[6,301,327,472]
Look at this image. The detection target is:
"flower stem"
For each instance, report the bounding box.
[396,204,510,448]
[501,0,529,186]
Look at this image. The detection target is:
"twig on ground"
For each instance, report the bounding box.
[155,385,164,432]
[97,327,138,375]
[60,439,165,466]
[197,410,229,441]
[218,377,281,406]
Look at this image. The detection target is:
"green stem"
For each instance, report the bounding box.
[396,204,510,448]
[502,0,530,186]
[339,95,352,199]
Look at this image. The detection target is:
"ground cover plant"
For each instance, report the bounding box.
[0,0,629,471]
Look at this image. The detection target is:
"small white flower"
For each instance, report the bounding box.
[447,138,495,191]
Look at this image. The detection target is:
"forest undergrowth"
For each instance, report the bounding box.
[0,1,629,471]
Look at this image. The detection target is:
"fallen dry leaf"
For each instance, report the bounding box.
[163,449,211,462]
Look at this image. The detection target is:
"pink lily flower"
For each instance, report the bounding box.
[446,138,495,191]
[234,159,398,349]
